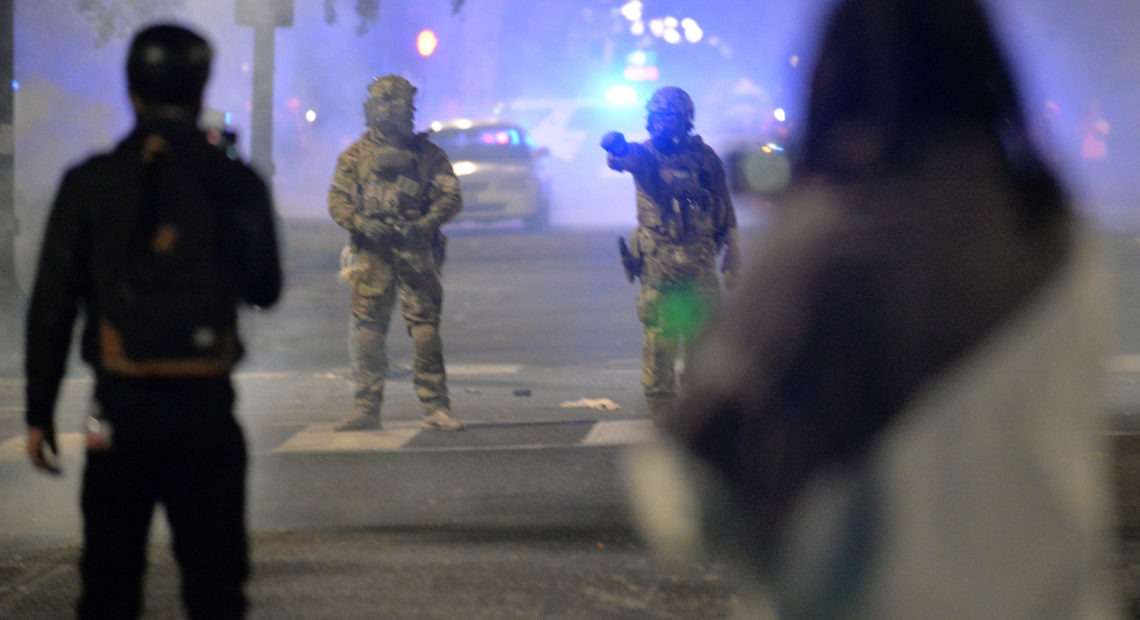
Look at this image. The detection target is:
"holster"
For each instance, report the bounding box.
[618,236,642,283]
[433,230,448,267]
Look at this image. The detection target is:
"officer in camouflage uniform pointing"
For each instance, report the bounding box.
[328,75,464,431]
[602,86,741,418]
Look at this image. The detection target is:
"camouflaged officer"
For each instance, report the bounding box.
[602,86,741,418]
[328,75,464,431]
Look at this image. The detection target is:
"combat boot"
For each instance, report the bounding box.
[334,412,381,431]
[422,409,465,431]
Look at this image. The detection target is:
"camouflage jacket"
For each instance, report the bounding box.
[328,129,462,254]
[607,134,740,285]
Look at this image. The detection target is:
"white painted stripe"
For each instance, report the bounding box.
[1107,355,1140,373]
[236,371,313,380]
[447,364,522,376]
[0,432,85,462]
[582,419,657,446]
[0,377,93,387]
[272,422,421,453]
[598,369,642,375]
[268,419,658,454]
[233,364,523,381]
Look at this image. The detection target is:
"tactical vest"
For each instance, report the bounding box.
[635,138,723,284]
[355,134,431,228]
[641,139,721,245]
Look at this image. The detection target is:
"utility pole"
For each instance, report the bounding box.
[0,0,14,295]
[0,0,16,368]
[236,0,294,181]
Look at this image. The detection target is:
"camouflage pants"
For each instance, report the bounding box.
[636,276,720,409]
[350,252,449,418]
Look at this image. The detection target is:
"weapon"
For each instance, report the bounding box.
[618,236,641,283]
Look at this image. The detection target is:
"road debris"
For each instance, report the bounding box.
[558,398,621,411]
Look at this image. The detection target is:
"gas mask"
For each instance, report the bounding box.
[648,111,688,144]
[364,75,417,139]
[646,86,695,150]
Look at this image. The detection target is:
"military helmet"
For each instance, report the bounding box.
[367,75,417,103]
[127,24,212,108]
[647,86,694,123]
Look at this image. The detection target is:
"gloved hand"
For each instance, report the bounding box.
[400,218,436,244]
[359,219,396,242]
[600,131,629,156]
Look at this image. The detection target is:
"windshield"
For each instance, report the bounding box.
[430,126,533,162]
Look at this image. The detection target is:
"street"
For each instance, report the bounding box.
[0,218,740,618]
[1,216,1139,617]
[0,218,667,536]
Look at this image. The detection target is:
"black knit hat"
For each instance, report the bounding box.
[127,24,212,108]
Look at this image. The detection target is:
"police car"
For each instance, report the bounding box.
[427,119,551,231]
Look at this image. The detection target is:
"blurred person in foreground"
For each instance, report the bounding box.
[24,24,282,618]
[625,0,1121,617]
[328,75,464,431]
[601,86,741,419]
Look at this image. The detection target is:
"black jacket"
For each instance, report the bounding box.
[25,117,282,430]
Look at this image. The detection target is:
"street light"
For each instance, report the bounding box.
[417,29,438,57]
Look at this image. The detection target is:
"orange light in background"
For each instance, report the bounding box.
[417,29,438,57]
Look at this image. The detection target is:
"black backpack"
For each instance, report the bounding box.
[98,133,239,378]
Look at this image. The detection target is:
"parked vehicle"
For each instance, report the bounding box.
[428,119,551,230]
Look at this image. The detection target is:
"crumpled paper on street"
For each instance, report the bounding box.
[558,398,621,411]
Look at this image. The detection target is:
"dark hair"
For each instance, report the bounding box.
[795,0,1064,224]
[127,24,212,109]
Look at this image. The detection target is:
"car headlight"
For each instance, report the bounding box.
[453,161,478,176]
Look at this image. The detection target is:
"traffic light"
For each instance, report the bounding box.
[416,29,438,57]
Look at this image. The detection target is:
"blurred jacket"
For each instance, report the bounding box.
[25,116,282,430]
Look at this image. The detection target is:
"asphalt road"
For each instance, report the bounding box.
[0,219,663,545]
[0,219,739,618]
[1,216,1139,617]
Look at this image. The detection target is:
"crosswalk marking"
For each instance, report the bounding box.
[446,363,523,376]
[1106,355,1140,373]
[582,420,657,446]
[268,419,656,454]
[0,420,659,462]
[232,363,524,381]
[273,422,421,453]
[0,432,85,463]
